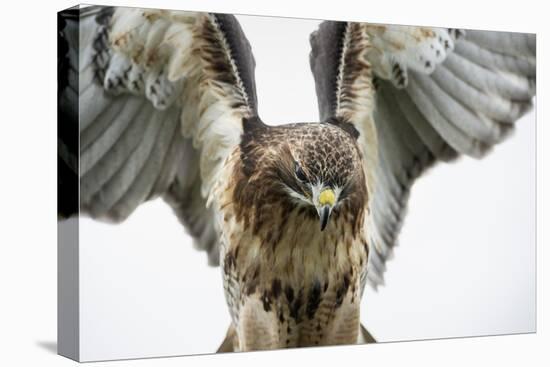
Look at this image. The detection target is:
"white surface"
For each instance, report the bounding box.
[75,11,535,361]
[0,0,547,367]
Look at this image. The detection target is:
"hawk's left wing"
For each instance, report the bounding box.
[309,21,536,288]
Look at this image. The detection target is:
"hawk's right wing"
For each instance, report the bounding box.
[58,6,259,265]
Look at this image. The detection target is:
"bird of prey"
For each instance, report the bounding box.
[58,5,536,352]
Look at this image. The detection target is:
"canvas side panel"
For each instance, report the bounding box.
[57,5,80,362]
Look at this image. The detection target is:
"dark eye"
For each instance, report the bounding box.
[295,163,308,182]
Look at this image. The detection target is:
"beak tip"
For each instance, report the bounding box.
[318,205,331,232]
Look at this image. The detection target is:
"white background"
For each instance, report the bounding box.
[0,0,547,366]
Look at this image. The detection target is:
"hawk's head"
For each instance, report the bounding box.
[237,120,367,234]
[273,123,365,231]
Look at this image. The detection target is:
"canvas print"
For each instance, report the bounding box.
[57,4,536,362]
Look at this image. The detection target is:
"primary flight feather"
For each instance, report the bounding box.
[58,5,535,352]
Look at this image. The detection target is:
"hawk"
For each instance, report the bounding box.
[58,6,536,352]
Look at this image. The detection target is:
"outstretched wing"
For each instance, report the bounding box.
[58,6,258,265]
[309,21,536,288]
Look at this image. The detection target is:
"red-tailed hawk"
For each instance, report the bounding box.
[58,6,535,352]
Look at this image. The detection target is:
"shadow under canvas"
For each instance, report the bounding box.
[36,341,57,354]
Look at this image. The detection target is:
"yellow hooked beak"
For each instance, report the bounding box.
[317,188,335,231]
